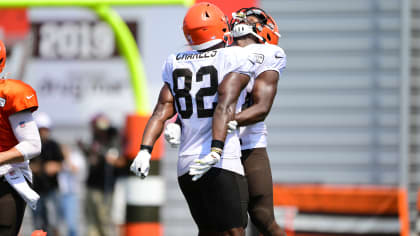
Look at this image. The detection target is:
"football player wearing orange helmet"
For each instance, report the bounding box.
[228,7,287,236]
[130,2,254,235]
[164,7,287,235]
[0,39,42,236]
[230,7,281,45]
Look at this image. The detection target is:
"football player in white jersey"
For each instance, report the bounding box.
[130,2,255,235]
[164,6,287,236]
[228,7,287,236]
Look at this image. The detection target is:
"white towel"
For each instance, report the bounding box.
[4,168,40,210]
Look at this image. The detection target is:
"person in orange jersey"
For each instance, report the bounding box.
[0,39,42,236]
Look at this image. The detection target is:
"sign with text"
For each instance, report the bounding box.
[24,20,138,125]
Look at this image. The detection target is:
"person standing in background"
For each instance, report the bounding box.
[58,145,86,236]
[31,112,64,236]
[77,113,122,236]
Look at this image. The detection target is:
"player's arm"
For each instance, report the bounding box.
[0,148,25,164]
[212,72,250,144]
[130,83,175,178]
[234,70,279,126]
[0,109,41,165]
[141,83,176,147]
[188,72,250,181]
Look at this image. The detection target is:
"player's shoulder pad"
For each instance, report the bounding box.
[1,79,38,113]
[222,46,254,64]
[230,45,261,64]
[164,51,191,68]
[241,44,266,65]
[265,44,286,60]
[165,53,178,64]
[222,45,247,56]
[6,79,36,95]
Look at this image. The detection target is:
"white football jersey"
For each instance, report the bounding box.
[239,43,286,150]
[162,46,255,176]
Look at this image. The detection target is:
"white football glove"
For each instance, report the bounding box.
[130,150,151,179]
[164,122,181,148]
[0,164,12,176]
[227,120,238,133]
[189,151,221,181]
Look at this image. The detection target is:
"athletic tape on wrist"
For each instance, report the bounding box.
[140,144,153,154]
[211,140,224,155]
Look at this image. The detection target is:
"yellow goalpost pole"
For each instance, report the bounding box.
[93,4,151,115]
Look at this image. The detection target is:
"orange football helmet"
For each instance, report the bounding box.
[183,2,229,50]
[230,7,280,45]
[0,40,6,73]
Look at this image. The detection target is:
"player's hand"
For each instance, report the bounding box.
[0,164,12,176]
[189,151,221,181]
[227,120,238,133]
[164,123,181,148]
[130,150,151,179]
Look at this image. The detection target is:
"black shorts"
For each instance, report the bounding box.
[178,167,249,232]
[0,176,26,236]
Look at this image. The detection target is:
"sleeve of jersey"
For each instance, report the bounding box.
[254,47,287,78]
[9,110,41,161]
[225,47,254,78]
[161,55,174,84]
[8,82,39,114]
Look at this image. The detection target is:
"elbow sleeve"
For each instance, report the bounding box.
[9,111,42,161]
[15,138,42,161]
